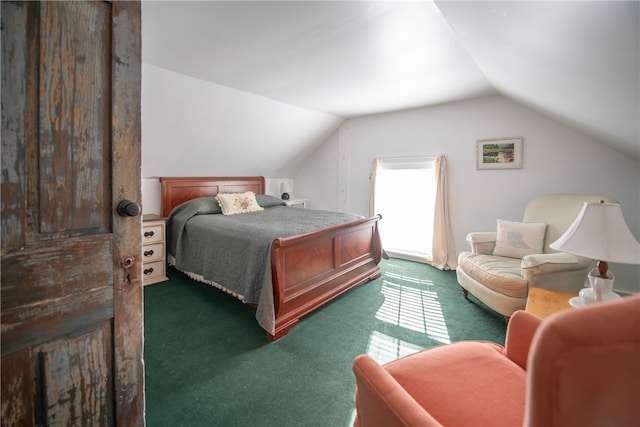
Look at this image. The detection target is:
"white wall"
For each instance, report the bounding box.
[294,132,340,210]
[141,64,342,214]
[295,95,640,293]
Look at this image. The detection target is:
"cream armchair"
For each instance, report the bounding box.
[456,193,615,320]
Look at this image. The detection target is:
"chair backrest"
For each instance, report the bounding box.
[523,193,616,254]
[525,294,640,427]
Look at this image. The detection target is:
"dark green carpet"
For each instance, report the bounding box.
[144,258,506,426]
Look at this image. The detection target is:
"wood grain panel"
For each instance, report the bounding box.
[340,226,375,265]
[282,237,335,287]
[1,348,35,426]
[1,1,34,249]
[1,286,114,357]
[1,234,113,310]
[163,184,222,216]
[38,1,110,235]
[37,325,113,425]
[111,1,144,424]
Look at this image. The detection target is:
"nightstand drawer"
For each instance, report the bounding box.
[142,242,164,263]
[142,214,169,286]
[142,260,165,282]
[142,224,163,243]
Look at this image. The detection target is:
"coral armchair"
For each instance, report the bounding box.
[352,294,640,427]
[456,193,615,320]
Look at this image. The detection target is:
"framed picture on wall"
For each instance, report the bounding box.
[476,137,523,170]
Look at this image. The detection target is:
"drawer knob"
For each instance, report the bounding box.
[144,230,155,238]
[143,267,154,275]
[144,249,154,257]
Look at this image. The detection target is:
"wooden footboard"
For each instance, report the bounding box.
[269,214,383,340]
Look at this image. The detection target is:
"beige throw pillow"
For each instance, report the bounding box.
[216,191,264,215]
[492,219,547,259]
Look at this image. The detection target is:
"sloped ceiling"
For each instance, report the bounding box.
[142,1,639,161]
[437,1,639,161]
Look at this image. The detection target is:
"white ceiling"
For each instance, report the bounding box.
[142,1,639,160]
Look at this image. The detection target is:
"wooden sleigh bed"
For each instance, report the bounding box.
[159,176,383,340]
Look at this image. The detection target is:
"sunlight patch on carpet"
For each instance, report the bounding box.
[365,330,424,365]
[375,272,451,344]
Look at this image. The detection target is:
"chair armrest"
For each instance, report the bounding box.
[521,252,581,269]
[352,355,444,427]
[522,253,592,282]
[504,310,543,370]
[466,232,497,254]
[522,253,593,291]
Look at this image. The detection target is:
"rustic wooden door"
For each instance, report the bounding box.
[1,1,143,425]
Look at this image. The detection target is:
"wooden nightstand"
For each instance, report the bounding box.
[142,214,168,286]
[284,198,307,208]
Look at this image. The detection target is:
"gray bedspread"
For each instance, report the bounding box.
[166,196,363,334]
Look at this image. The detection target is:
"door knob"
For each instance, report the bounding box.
[116,200,141,217]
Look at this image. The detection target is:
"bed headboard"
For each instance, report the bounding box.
[159,176,266,217]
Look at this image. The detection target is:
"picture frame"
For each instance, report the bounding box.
[476,137,523,170]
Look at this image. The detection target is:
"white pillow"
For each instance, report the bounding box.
[492,219,547,259]
[215,191,264,215]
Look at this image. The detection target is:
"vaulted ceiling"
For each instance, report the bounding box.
[142,1,639,161]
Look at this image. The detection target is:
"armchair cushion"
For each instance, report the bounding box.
[493,219,547,258]
[458,253,527,297]
[356,341,526,427]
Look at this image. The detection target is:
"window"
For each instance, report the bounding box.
[373,157,437,263]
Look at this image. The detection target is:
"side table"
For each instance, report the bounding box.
[284,198,307,208]
[525,287,576,319]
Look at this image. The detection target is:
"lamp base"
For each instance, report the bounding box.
[281,193,290,200]
[588,268,614,302]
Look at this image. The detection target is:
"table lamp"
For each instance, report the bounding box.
[280,182,291,200]
[550,201,640,302]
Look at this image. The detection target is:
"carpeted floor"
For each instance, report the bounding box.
[144,258,507,426]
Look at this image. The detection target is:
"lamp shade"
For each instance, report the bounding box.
[550,202,640,264]
[280,182,291,194]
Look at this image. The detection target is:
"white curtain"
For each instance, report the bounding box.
[429,155,457,270]
[369,158,380,217]
[369,158,390,259]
